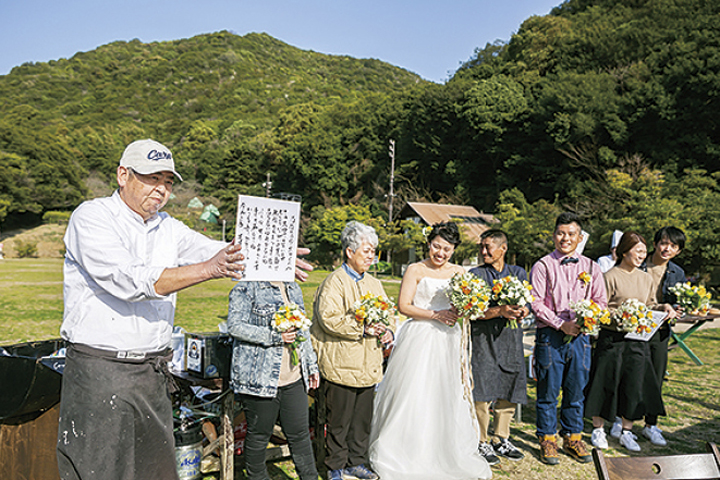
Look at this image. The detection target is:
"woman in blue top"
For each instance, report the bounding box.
[227,280,320,480]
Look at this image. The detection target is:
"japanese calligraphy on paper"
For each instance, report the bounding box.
[235,195,300,282]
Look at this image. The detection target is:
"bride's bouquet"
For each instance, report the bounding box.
[353,293,397,344]
[613,298,656,335]
[669,282,712,316]
[272,304,312,365]
[566,299,611,342]
[490,275,534,328]
[447,272,491,325]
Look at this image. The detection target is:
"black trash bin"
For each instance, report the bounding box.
[0,339,66,421]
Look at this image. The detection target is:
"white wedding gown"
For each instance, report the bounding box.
[369,277,492,480]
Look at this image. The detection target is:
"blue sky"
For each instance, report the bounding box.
[0,0,561,83]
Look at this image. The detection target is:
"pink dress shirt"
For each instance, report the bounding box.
[530,250,608,330]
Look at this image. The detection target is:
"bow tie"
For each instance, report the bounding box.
[561,257,579,265]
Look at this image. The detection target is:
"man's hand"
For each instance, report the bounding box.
[295,247,313,282]
[560,320,581,336]
[480,304,529,322]
[206,242,245,280]
[498,305,522,319]
[309,372,320,390]
[153,240,245,296]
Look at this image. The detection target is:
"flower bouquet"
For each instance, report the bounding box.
[447,272,491,326]
[353,293,397,344]
[613,298,656,335]
[669,282,712,316]
[490,275,534,328]
[272,304,312,366]
[566,299,611,342]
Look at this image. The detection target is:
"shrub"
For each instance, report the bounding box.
[15,240,38,258]
[42,211,71,224]
[372,261,392,275]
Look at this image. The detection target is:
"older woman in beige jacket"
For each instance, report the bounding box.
[311,221,394,480]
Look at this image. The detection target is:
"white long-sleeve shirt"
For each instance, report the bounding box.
[61,191,226,352]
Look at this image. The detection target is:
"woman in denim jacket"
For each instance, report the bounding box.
[227,280,320,480]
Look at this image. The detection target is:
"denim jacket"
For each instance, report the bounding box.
[641,258,686,341]
[660,261,686,305]
[227,281,318,398]
[641,259,686,304]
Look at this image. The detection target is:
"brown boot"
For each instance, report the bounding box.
[539,434,560,465]
[563,433,592,463]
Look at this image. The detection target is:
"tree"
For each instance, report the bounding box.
[661,169,720,278]
[494,188,561,270]
[0,152,43,221]
[455,74,529,207]
[303,204,377,269]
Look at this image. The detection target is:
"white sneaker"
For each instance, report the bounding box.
[642,425,667,446]
[620,430,641,452]
[610,417,622,439]
[591,427,609,449]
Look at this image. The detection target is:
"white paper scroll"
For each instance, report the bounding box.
[234,195,300,282]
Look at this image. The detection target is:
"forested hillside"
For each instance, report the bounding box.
[1,0,719,278]
[0,31,422,226]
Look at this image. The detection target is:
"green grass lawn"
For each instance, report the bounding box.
[172,268,400,334]
[0,259,65,344]
[1,259,717,480]
[0,258,401,345]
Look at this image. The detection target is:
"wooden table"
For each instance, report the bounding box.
[669,314,719,365]
[172,371,234,480]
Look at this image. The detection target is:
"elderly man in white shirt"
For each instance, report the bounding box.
[58,139,310,480]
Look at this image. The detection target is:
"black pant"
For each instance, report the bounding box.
[241,380,318,480]
[323,380,375,471]
[645,326,670,426]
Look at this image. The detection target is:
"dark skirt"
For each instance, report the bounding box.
[584,329,665,422]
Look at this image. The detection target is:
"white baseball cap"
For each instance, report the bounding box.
[119,139,183,181]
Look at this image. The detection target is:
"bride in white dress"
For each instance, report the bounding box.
[369,223,492,480]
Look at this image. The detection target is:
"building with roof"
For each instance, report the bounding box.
[397,202,498,267]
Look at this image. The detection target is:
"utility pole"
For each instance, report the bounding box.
[387,139,396,270]
[388,139,396,222]
[262,172,272,198]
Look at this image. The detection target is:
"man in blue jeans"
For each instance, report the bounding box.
[530,213,607,464]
